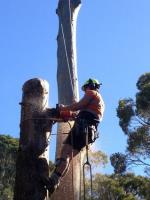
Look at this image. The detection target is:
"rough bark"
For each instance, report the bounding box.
[14,78,52,200]
[52,1,81,200]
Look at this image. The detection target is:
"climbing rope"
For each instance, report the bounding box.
[60,23,74,94]
[59,1,76,199]
[79,151,82,200]
[60,0,77,101]
[83,125,93,200]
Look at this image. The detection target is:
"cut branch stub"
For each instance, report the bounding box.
[14,78,51,200]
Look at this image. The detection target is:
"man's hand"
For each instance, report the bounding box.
[58,104,64,108]
[59,104,68,111]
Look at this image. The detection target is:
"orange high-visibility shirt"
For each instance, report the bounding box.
[63,89,105,120]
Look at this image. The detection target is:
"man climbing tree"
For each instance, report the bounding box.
[44,78,105,195]
[55,0,81,198]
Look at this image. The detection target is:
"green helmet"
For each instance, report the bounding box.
[81,78,102,91]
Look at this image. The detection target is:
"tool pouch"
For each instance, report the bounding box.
[75,119,99,143]
[88,124,99,143]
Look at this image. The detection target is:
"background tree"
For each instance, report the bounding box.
[110,152,127,174]
[1,134,150,200]
[85,173,150,200]
[0,134,55,200]
[88,150,108,169]
[0,135,18,200]
[111,73,150,175]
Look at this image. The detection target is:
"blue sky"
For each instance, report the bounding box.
[0,0,150,175]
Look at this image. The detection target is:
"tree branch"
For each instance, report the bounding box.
[136,115,150,127]
[127,157,150,167]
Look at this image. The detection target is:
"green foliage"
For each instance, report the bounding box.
[117,99,135,134]
[113,73,150,176]
[136,73,150,118]
[127,127,150,156]
[89,150,108,168]
[117,173,150,200]
[85,173,150,200]
[136,73,150,90]
[83,149,108,177]
[110,153,127,174]
[0,187,14,200]
[0,134,19,200]
[1,135,149,200]
[92,174,128,200]
[0,134,56,200]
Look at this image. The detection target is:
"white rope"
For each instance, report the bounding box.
[68,0,72,27]
[60,0,75,99]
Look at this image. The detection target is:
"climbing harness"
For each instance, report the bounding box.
[83,125,93,200]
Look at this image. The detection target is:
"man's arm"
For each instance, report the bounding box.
[60,93,92,111]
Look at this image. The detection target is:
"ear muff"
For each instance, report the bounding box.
[81,78,102,91]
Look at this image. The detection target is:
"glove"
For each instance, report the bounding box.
[59,104,68,111]
[59,104,65,108]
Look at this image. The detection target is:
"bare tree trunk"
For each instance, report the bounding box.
[52,1,81,200]
[14,78,52,200]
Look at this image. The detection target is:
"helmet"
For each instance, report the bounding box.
[81,78,102,91]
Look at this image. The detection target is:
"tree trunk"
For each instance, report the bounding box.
[14,78,52,200]
[52,1,81,200]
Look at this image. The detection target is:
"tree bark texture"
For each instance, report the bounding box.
[52,1,81,200]
[14,78,52,200]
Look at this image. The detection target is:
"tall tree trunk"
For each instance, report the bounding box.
[14,78,51,200]
[52,1,81,200]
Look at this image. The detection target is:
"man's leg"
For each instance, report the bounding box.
[55,144,72,176]
[46,144,79,194]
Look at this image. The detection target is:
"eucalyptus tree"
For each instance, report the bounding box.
[53,0,81,199]
[111,73,150,176]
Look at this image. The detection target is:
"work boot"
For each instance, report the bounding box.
[46,173,60,194]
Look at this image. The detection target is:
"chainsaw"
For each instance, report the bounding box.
[46,104,77,122]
